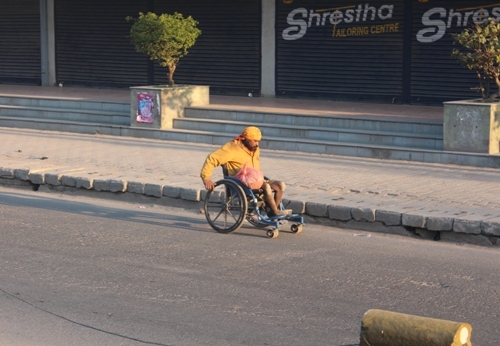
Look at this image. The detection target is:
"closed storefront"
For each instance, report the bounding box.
[54,0,261,95]
[0,0,41,85]
[276,0,404,103]
[153,0,261,95]
[410,1,498,104]
[55,0,149,88]
[277,0,500,104]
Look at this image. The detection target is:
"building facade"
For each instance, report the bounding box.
[0,0,498,104]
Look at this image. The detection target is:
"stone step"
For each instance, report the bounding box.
[173,118,443,150]
[185,108,443,136]
[0,116,497,168]
[0,95,129,113]
[0,104,130,125]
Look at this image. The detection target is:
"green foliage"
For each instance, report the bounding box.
[126,12,201,86]
[452,18,500,100]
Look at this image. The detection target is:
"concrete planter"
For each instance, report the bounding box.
[443,100,500,154]
[130,85,209,129]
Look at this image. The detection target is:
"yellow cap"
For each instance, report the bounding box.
[241,126,262,141]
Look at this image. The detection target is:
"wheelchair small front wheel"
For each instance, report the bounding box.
[204,179,248,233]
[290,224,303,234]
[266,228,279,239]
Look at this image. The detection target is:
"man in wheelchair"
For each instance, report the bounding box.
[200,126,292,217]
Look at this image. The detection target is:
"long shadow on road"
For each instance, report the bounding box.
[0,190,208,232]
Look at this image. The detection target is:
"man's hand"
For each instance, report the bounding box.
[203,179,215,190]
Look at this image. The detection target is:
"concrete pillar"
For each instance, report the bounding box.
[40,0,56,86]
[444,101,500,154]
[360,309,473,346]
[261,0,276,97]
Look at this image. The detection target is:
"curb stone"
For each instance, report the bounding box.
[28,172,45,184]
[45,173,61,186]
[453,219,482,235]
[0,168,14,179]
[328,204,352,221]
[14,169,29,181]
[351,207,376,222]
[482,219,500,236]
[375,210,401,226]
[144,183,162,197]
[75,177,93,189]
[127,181,145,194]
[305,202,328,217]
[427,216,454,231]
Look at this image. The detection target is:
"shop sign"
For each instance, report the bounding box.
[281,2,500,44]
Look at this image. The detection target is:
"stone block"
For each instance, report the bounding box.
[375,210,401,226]
[109,180,127,193]
[0,167,14,179]
[28,172,45,184]
[61,175,77,187]
[453,219,482,235]
[482,220,500,236]
[180,188,201,202]
[76,177,93,189]
[163,185,181,198]
[45,173,61,186]
[93,179,110,192]
[200,189,208,201]
[328,205,352,221]
[305,202,328,217]
[14,169,29,181]
[144,183,162,197]
[284,199,305,214]
[402,213,426,228]
[427,216,454,231]
[351,207,375,222]
[127,181,144,194]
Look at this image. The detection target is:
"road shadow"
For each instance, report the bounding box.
[0,189,275,238]
[0,190,209,232]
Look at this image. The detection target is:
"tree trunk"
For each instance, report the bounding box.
[492,74,500,99]
[167,63,176,86]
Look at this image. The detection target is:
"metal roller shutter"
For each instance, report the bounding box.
[153,0,261,96]
[55,0,149,88]
[0,0,41,85]
[410,1,498,104]
[276,0,404,102]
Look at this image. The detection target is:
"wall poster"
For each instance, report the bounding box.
[136,93,154,123]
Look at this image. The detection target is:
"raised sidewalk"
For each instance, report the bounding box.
[1,126,499,246]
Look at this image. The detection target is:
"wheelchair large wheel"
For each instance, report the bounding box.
[204,179,248,233]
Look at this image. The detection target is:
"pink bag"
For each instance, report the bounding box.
[234,164,264,190]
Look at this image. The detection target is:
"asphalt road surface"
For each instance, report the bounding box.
[0,186,499,346]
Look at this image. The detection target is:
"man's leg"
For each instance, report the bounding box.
[262,181,291,216]
[270,180,286,207]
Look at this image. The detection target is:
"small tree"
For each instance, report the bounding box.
[127,12,201,86]
[452,18,500,100]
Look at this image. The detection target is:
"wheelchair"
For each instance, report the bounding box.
[203,167,304,238]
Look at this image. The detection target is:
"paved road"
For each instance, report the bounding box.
[1,187,499,345]
[1,127,500,245]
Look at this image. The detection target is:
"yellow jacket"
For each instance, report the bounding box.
[200,140,261,180]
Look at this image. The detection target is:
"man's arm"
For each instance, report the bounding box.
[200,144,233,190]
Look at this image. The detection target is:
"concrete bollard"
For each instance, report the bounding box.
[360,309,472,346]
